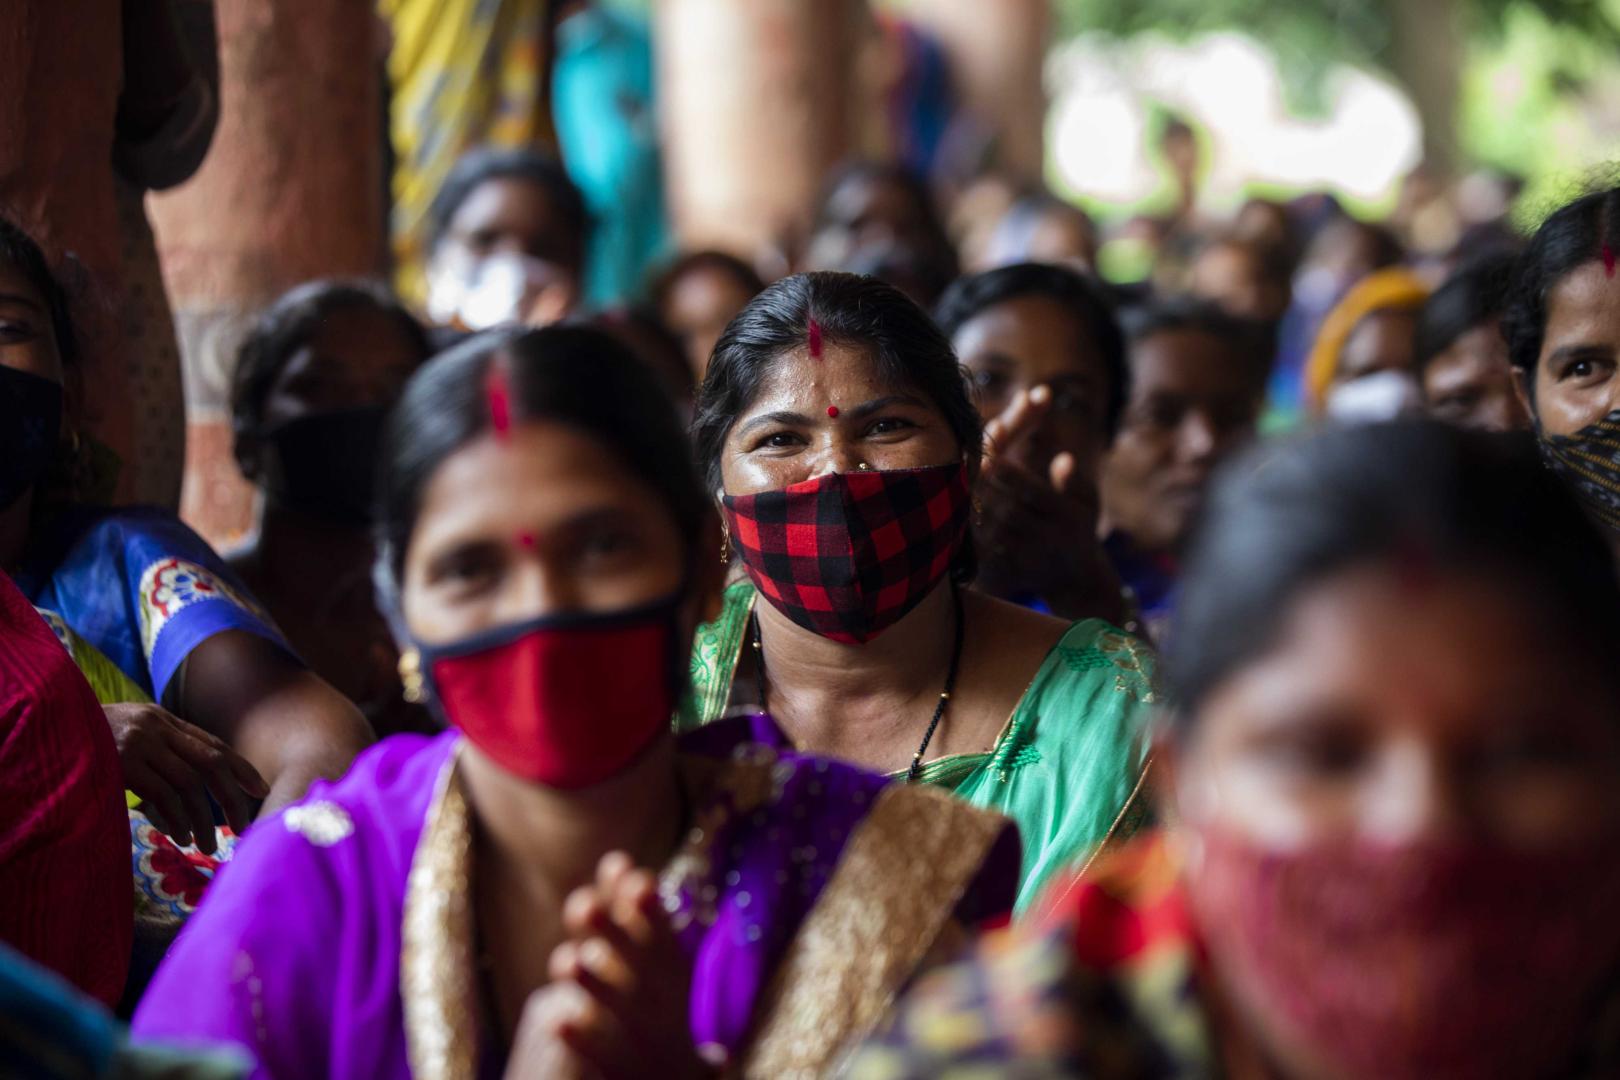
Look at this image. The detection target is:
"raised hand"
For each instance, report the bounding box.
[978,387,1125,623]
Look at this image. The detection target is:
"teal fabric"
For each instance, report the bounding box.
[681,581,1158,913]
[0,942,248,1079]
[552,5,668,305]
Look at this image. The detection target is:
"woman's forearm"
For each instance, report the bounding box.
[172,631,376,817]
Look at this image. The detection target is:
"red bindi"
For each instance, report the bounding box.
[807,319,823,360]
[1605,244,1616,279]
[827,405,840,418]
[485,364,513,440]
[516,531,538,550]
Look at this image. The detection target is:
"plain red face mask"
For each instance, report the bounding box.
[416,595,683,787]
[1185,828,1620,1079]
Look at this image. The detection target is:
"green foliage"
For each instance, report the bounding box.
[1055,0,1620,88]
[1054,0,1620,191]
[1057,0,1391,68]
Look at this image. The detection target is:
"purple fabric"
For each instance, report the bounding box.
[132,730,450,1078]
[676,717,885,1049]
[131,717,1018,1078]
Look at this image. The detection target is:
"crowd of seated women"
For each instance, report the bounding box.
[6,144,1620,1080]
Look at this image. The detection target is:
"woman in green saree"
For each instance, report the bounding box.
[683,271,1156,912]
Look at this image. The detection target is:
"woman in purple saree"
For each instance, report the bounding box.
[133,326,1017,1078]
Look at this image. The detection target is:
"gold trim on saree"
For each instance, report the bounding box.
[400,742,787,1079]
[742,783,1012,1079]
[401,748,478,1080]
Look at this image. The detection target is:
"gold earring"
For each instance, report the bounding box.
[719,519,732,564]
[398,648,425,704]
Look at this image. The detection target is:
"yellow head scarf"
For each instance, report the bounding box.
[1304,268,1431,413]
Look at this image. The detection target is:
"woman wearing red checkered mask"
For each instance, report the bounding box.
[685,271,1155,914]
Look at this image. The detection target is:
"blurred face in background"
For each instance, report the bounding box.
[1012,204,1099,273]
[1299,219,1400,306]
[1333,309,1420,390]
[427,177,583,329]
[1189,239,1290,324]
[806,170,958,307]
[814,172,935,262]
[1423,317,1528,432]
[1100,329,1259,553]
[953,295,1113,520]
[660,263,758,382]
[1233,199,1293,261]
[255,309,422,432]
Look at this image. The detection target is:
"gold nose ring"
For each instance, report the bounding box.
[856,462,872,471]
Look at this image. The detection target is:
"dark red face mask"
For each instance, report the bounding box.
[416,595,683,787]
[1186,828,1620,1078]
[722,462,971,644]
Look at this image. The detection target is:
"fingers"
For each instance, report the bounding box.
[572,852,659,950]
[552,939,634,1020]
[546,854,699,1080]
[165,721,267,835]
[594,850,635,902]
[1050,451,1078,496]
[983,386,1051,464]
[507,983,597,1080]
[143,745,221,856]
[537,969,635,1077]
[606,867,662,951]
[107,703,268,848]
[123,760,191,847]
[979,457,1062,519]
[562,884,642,966]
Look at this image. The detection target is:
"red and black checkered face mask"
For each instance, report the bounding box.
[722,462,971,644]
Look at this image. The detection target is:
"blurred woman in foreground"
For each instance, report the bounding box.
[135,326,1017,1079]
[851,420,1620,1078]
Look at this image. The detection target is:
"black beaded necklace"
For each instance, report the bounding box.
[751,582,966,782]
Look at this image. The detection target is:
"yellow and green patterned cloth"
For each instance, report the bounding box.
[379,0,559,307]
[679,581,1158,913]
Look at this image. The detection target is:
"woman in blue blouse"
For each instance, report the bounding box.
[0,213,373,838]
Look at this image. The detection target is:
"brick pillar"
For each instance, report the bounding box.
[149,1,385,547]
[656,0,862,259]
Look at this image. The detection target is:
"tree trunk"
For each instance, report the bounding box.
[1388,0,1462,179]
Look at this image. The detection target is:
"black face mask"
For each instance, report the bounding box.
[0,366,62,513]
[259,406,387,526]
[1539,408,1620,539]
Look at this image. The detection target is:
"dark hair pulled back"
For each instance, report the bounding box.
[231,279,429,438]
[375,325,708,601]
[1166,420,1620,719]
[692,271,982,491]
[1502,185,1620,393]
